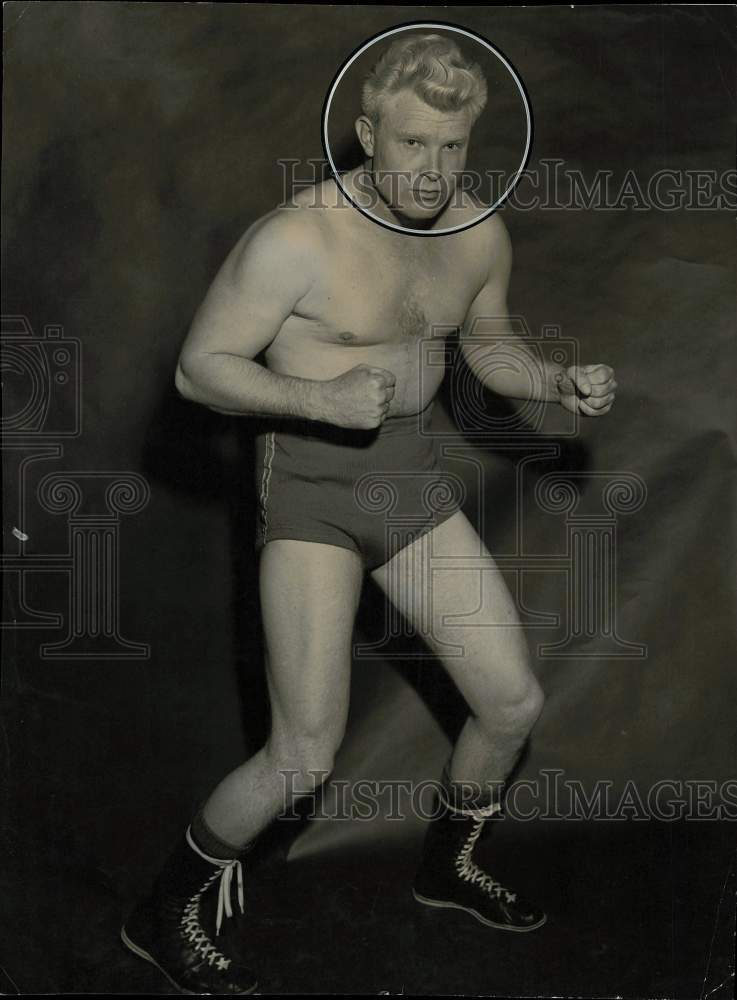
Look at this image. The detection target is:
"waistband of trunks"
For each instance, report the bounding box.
[375,406,434,436]
[257,403,435,446]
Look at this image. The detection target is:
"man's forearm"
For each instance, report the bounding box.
[463,344,567,403]
[175,353,328,420]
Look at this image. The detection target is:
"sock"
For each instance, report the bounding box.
[189,804,246,860]
[441,737,531,813]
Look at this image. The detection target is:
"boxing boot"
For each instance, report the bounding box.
[121,825,258,994]
[413,785,546,932]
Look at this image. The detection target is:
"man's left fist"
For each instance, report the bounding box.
[555,364,617,417]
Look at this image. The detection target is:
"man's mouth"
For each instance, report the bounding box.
[412,186,444,203]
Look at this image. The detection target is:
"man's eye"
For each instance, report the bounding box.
[405,139,419,147]
[445,143,461,150]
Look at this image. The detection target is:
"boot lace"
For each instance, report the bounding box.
[179,830,247,971]
[453,811,517,906]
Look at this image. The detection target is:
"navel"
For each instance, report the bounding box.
[337,331,357,343]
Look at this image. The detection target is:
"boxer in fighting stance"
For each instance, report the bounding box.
[122,33,616,993]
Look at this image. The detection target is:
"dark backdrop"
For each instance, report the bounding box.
[2,3,735,995]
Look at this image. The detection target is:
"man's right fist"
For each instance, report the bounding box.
[317,364,397,429]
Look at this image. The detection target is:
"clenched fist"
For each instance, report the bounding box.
[555,364,617,417]
[317,363,397,429]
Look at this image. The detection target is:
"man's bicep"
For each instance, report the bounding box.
[461,216,513,345]
[178,216,315,372]
[462,281,510,339]
[459,281,516,390]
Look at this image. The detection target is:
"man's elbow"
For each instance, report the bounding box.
[174,360,198,401]
[460,345,497,392]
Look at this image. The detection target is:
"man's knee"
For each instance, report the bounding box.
[485,678,545,738]
[519,680,545,729]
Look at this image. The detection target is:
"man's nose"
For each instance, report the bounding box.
[419,148,443,180]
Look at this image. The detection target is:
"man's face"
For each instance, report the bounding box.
[356,88,473,223]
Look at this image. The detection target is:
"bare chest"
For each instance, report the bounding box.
[280,239,480,348]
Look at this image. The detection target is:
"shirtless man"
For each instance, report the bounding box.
[121,33,617,994]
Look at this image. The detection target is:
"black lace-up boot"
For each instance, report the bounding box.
[413,782,546,932]
[121,826,258,994]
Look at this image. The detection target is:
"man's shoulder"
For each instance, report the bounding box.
[290,176,348,212]
[233,198,332,265]
[247,177,348,239]
[444,207,511,295]
[473,209,511,250]
[451,199,510,255]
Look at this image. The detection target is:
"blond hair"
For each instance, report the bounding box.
[361,33,488,124]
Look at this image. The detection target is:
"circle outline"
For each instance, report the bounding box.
[320,19,534,238]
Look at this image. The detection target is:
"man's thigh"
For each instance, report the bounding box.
[370,510,537,711]
[259,539,364,738]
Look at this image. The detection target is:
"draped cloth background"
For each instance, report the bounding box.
[2,4,735,996]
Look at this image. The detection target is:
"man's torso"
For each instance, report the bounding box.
[263,177,496,417]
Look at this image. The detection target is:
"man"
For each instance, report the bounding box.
[121,33,617,994]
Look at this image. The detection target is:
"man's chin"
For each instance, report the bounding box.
[388,196,451,227]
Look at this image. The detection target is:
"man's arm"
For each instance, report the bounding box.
[459,217,617,415]
[176,211,325,419]
[175,210,396,429]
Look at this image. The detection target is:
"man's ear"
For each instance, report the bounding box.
[355,115,375,157]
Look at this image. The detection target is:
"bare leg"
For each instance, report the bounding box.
[371,510,544,792]
[202,539,364,847]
